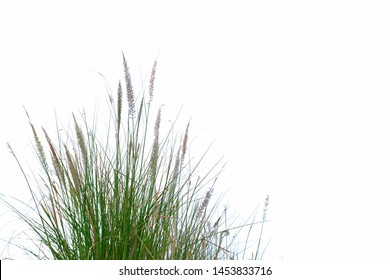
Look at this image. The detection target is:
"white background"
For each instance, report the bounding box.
[1,0,390,260]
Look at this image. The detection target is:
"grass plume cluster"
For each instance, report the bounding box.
[2,54,270,260]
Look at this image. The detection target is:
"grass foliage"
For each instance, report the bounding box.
[2,54,269,259]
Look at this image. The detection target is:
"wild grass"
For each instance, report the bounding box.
[1,53,270,260]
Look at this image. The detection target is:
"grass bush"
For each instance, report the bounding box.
[1,53,269,260]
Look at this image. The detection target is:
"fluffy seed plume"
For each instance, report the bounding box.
[152,108,161,153]
[181,122,190,163]
[122,52,135,117]
[149,60,157,102]
[150,108,161,182]
[196,187,214,220]
[72,114,87,166]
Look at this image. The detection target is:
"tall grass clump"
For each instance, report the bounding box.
[2,54,270,260]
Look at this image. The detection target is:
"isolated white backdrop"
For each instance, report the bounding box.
[1,0,390,260]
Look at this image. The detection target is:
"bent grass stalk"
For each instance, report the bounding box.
[2,54,270,259]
